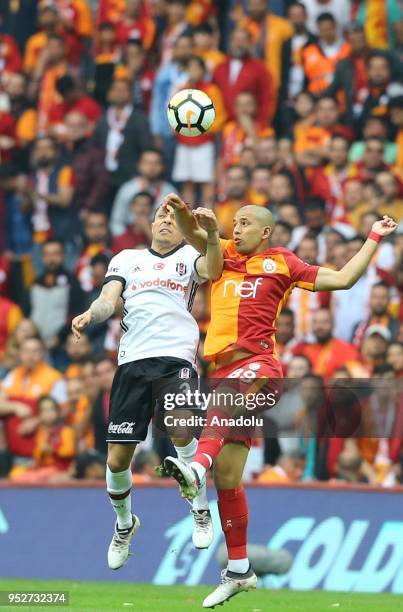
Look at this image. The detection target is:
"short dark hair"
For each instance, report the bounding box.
[130,191,153,207]
[368,50,392,67]
[90,253,110,268]
[99,21,115,31]
[56,74,76,96]
[192,23,214,36]
[304,196,326,212]
[279,307,294,318]
[317,12,336,25]
[275,220,293,234]
[187,54,206,72]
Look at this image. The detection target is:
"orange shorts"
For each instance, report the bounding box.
[209,354,284,449]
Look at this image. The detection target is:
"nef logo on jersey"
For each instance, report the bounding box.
[176,261,187,276]
[223,278,263,299]
[263,258,277,273]
[108,421,135,434]
[153,262,165,270]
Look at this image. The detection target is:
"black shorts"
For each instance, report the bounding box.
[106,356,198,443]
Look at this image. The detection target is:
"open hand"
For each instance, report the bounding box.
[71,310,92,340]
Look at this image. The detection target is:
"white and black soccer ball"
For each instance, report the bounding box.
[167,88,216,137]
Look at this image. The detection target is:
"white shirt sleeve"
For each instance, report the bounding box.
[104,250,131,287]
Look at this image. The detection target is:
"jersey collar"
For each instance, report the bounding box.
[148,242,185,259]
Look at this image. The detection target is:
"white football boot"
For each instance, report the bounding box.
[202,567,257,608]
[191,509,214,549]
[163,456,202,500]
[107,514,140,570]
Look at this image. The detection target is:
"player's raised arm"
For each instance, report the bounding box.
[162,193,208,254]
[192,208,223,280]
[315,216,398,291]
[71,280,122,340]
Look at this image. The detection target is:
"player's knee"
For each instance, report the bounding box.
[213,467,242,490]
[107,448,132,473]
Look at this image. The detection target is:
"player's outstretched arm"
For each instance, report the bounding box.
[162,193,208,254]
[193,208,223,281]
[315,216,398,291]
[71,280,122,340]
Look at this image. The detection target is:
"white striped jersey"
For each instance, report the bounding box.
[104,244,204,366]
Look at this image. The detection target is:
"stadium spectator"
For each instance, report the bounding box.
[221,92,273,171]
[92,21,120,106]
[115,0,156,50]
[0,292,23,362]
[192,22,226,74]
[257,451,306,483]
[275,309,298,367]
[278,3,316,129]
[74,449,106,479]
[112,191,153,253]
[326,24,370,127]
[374,171,403,221]
[160,0,191,66]
[355,137,390,182]
[386,342,403,378]
[63,111,110,216]
[64,331,93,379]
[110,149,175,236]
[150,33,193,171]
[1,337,67,411]
[116,39,155,113]
[93,78,153,191]
[28,239,84,344]
[355,51,394,136]
[91,356,116,455]
[295,308,361,377]
[271,221,293,248]
[301,13,350,96]
[249,165,271,207]
[31,34,71,134]
[216,165,251,237]
[31,395,76,475]
[237,0,293,105]
[76,210,112,291]
[49,74,102,136]
[3,73,37,150]
[303,0,351,35]
[353,281,400,347]
[389,93,403,178]
[23,136,76,272]
[288,237,330,339]
[172,55,227,206]
[64,376,94,452]
[212,28,273,125]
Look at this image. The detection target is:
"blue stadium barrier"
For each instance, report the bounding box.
[0,482,403,593]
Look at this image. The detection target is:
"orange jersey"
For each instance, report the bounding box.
[204,240,319,361]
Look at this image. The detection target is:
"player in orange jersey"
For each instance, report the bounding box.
[161,193,397,609]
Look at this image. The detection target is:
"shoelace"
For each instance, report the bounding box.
[112,529,132,549]
[191,510,211,532]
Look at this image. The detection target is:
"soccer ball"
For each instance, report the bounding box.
[167,88,216,137]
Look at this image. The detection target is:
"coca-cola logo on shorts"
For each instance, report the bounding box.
[108,421,135,434]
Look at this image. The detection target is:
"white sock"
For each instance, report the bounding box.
[106,466,133,529]
[228,558,250,574]
[175,439,209,511]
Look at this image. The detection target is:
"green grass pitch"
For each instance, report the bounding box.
[0,580,401,612]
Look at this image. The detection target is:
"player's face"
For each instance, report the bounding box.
[152,206,182,247]
[232,210,270,254]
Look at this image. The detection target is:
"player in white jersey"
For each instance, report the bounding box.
[71,204,223,570]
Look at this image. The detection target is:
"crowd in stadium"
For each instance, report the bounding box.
[0,0,402,487]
